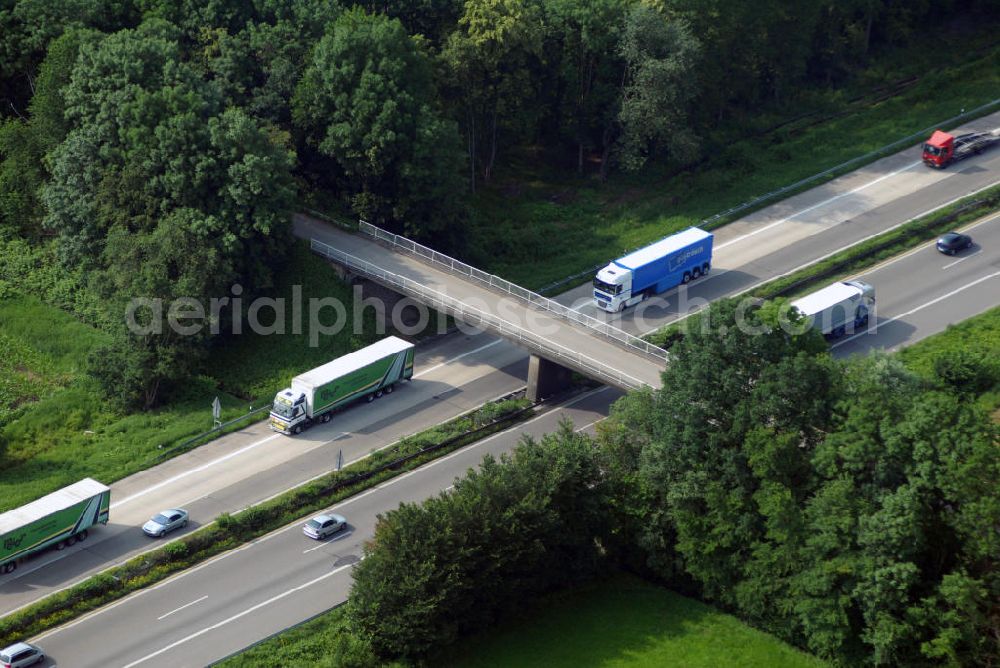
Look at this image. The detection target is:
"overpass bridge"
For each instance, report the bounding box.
[294,215,666,397]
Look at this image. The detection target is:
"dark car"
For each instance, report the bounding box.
[936,231,973,255]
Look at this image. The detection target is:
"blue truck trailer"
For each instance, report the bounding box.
[593,227,713,312]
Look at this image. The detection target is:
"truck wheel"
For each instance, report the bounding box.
[2,562,15,574]
[321,413,331,423]
[385,384,393,394]
[702,262,711,274]
[78,530,88,541]
[56,541,66,550]
[366,394,375,403]
[691,267,701,279]
[682,272,691,284]
[375,390,384,399]
[293,424,302,435]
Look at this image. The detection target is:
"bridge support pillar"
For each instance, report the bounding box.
[526,355,573,403]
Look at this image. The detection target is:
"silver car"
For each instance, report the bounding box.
[303,513,347,540]
[0,642,45,668]
[142,508,189,537]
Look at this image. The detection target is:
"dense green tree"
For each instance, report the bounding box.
[607,4,700,174]
[357,0,463,45]
[441,0,543,187]
[292,8,465,239]
[544,0,630,174]
[0,0,138,116]
[41,20,294,407]
[0,29,97,238]
[349,422,604,660]
[204,1,341,124]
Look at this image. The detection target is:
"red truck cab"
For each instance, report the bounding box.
[922,130,953,167]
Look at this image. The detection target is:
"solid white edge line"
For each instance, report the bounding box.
[156,595,208,621]
[110,434,283,509]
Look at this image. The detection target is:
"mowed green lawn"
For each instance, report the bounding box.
[438,574,826,668]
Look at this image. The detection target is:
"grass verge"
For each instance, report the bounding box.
[435,573,827,668]
[0,395,534,648]
[897,305,1000,415]
[644,184,1000,349]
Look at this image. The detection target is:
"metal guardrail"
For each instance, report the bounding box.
[311,238,651,390]
[154,406,271,463]
[357,221,669,364]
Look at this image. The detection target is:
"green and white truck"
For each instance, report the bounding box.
[1,478,110,574]
[269,336,415,435]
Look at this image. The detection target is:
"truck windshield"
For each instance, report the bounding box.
[271,399,295,418]
[923,144,942,156]
[593,278,621,295]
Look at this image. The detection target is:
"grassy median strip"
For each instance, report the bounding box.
[0,395,535,648]
[645,183,1000,349]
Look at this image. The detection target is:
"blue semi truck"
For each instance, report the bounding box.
[593,227,714,312]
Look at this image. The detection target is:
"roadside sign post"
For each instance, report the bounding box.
[212,396,222,428]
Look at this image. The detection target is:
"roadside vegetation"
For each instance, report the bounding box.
[898,305,1000,416]
[436,574,827,668]
[0,395,532,648]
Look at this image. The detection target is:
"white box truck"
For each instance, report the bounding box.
[791,280,875,339]
[269,336,415,435]
[1,478,110,574]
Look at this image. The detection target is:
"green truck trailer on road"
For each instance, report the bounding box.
[269,336,416,435]
[1,478,110,574]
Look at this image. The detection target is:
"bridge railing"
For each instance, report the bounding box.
[311,238,649,390]
[358,221,669,363]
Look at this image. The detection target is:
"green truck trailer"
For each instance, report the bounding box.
[1,478,110,574]
[269,336,415,435]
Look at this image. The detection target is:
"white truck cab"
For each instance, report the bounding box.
[593,264,636,312]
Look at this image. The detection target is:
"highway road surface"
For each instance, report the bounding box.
[31,388,617,668]
[28,209,1000,668]
[4,112,997,631]
[832,210,1000,356]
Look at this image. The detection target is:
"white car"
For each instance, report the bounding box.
[303,513,347,540]
[0,642,45,668]
[142,508,189,537]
